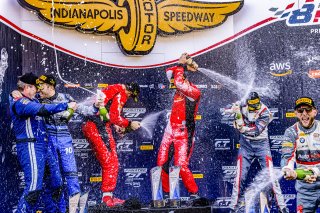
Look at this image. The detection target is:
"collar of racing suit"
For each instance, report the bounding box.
[297,120,318,134]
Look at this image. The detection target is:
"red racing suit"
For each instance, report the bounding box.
[82,84,129,192]
[157,65,201,194]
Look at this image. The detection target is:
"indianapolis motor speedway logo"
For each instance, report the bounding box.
[18,0,243,55]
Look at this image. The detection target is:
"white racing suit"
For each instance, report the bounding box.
[282,121,320,213]
[230,103,286,211]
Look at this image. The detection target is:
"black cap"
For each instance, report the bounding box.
[247,92,260,105]
[126,82,140,102]
[19,72,38,86]
[295,97,316,109]
[36,74,56,87]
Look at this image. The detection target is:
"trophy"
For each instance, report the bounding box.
[151,166,165,208]
[169,166,181,207]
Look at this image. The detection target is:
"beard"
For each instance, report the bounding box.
[299,116,315,129]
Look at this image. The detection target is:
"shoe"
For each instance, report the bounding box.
[112,197,125,206]
[102,196,114,207]
[102,196,125,207]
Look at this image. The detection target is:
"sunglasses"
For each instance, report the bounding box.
[296,107,313,113]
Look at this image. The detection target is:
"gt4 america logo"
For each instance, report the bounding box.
[270,0,320,26]
[18,0,243,55]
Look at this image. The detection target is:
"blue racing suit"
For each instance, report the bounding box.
[39,92,98,209]
[281,121,320,213]
[10,95,68,213]
[230,103,286,211]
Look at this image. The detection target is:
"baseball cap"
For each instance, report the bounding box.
[295,97,316,109]
[247,92,261,111]
[36,75,56,87]
[19,72,38,86]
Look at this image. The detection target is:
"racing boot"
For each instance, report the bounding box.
[102,196,114,207]
[112,197,125,206]
[102,196,125,207]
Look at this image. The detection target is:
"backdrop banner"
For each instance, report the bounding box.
[0,16,320,212]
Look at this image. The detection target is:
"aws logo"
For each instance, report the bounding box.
[269,62,292,77]
[18,0,243,55]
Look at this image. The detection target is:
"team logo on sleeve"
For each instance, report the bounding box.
[18,0,243,55]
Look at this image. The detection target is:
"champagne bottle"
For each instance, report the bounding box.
[99,106,109,121]
[62,108,74,121]
[296,169,314,180]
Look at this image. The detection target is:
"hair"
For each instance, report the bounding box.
[17,80,27,92]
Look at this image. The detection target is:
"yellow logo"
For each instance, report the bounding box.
[285,112,296,118]
[270,70,292,77]
[90,177,102,182]
[98,83,109,88]
[296,98,312,105]
[19,0,243,55]
[140,145,154,150]
[193,173,203,179]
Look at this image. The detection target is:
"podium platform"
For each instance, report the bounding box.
[88,205,230,213]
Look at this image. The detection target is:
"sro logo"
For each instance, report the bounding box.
[19,0,242,55]
[72,139,90,150]
[123,108,146,118]
[214,139,231,150]
[222,166,237,179]
[124,168,147,179]
[117,140,134,152]
[214,197,231,208]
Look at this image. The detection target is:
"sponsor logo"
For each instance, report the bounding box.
[12,143,17,155]
[222,166,236,183]
[19,172,25,188]
[64,83,80,88]
[306,55,320,64]
[195,115,202,120]
[88,200,97,207]
[90,177,102,182]
[124,168,148,187]
[211,84,223,89]
[270,135,285,152]
[213,197,231,208]
[269,62,292,77]
[158,83,166,89]
[236,144,240,149]
[180,197,190,201]
[139,85,149,88]
[193,174,204,179]
[283,194,296,206]
[270,1,320,27]
[214,139,231,150]
[97,83,108,88]
[117,139,134,152]
[311,28,320,33]
[286,112,296,118]
[195,84,207,89]
[123,108,146,119]
[140,145,154,150]
[83,83,93,88]
[72,139,90,151]
[19,0,242,55]
[308,70,320,78]
[300,138,306,143]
